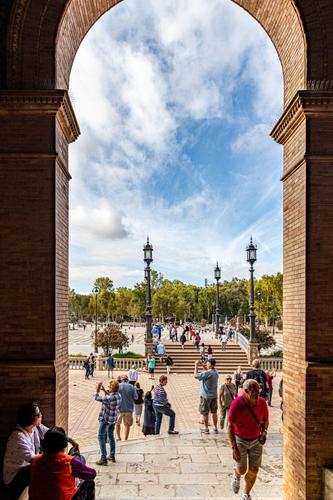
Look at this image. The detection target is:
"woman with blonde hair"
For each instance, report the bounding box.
[95,379,121,465]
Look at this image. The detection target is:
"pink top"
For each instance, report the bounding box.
[228,396,268,439]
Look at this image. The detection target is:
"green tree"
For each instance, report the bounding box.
[96,325,129,355]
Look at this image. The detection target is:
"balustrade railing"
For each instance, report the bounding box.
[259,357,283,371]
[235,331,249,353]
[68,356,146,371]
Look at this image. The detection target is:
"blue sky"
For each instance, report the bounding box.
[68,0,283,293]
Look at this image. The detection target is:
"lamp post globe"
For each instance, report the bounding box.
[246,237,257,343]
[143,237,153,343]
[92,285,100,353]
[214,262,221,336]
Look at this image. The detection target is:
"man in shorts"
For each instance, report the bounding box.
[116,374,138,441]
[194,358,219,434]
[228,379,269,500]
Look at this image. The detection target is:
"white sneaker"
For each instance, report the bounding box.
[231,473,240,494]
[242,495,251,500]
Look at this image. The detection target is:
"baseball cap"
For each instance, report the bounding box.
[207,358,216,366]
[120,374,128,381]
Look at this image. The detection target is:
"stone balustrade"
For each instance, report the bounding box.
[259,357,283,371]
[68,356,146,371]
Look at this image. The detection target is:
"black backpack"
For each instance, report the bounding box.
[248,369,266,397]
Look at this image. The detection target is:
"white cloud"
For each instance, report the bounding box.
[68,0,283,292]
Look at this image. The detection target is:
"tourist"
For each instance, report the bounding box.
[142,389,155,436]
[200,343,206,361]
[83,356,91,379]
[265,369,276,406]
[128,364,138,385]
[156,323,162,340]
[116,374,138,441]
[156,341,166,363]
[207,344,213,356]
[228,379,269,500]
[148,355,156,380]
[221,333,227,350]
[106,353,115,379]
[246,359,267,400]
[153,375,179,435]
[134,382,144,425]
[89,353,95,378]
[165,355,174,375]
[219,375,236,430]
[95,380,121,465]
[29,426,96,500]
[194,358,219,434]
[234,365,244,393]
[3,402,49,499]
[194,333,201,352]
[180,332,187,349]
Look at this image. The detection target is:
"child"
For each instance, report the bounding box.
[134,382,144,425]
[207,345,213,356]
[142,389,155,436]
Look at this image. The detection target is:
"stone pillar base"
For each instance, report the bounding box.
[248,343,259,364]
[145,342,153,358]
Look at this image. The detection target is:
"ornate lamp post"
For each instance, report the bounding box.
[143,237,153,343]
[246,237,257,343]
[92,285,100,353]
[257,289,261,327]
[214,262,221,335]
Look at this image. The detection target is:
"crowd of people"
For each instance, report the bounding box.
[3,332,278,500]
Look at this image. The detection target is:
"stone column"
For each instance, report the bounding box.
[271,90,333,499]
[0,91,79,453]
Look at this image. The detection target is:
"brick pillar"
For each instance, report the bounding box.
[272,90,333,499]
[0,91,79,455]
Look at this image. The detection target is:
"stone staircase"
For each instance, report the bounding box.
[85,430,283,499]
[154,341,251,374]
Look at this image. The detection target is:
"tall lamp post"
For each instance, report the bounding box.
[92,285,100,353]
[257,289,261,327]
[272,299,276,336]
[214,262,221,335]
[246,237,257,343]
[143,237,153,343]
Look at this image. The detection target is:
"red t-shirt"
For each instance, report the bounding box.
[228,395,268,439]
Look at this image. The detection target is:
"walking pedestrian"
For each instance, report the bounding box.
[165,355,174,375]
[180,332,187,349]
[228,379,269,500]
[95,380,121,465]
[106,353,115,379]
[128,364,138,385]
[153,375,179,435]
[194,333,201,352]
[233,365,244,393]
[221,334,227,350]
[219,375,236,430]
[116,375,138,441]
[246,359,267,400]
[207,345,213,356]
[194,358,219,434]
[89,353,95,378]
[265,369,276,406]
[83,357,91,379]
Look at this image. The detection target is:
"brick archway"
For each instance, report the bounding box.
[1,1,333,498]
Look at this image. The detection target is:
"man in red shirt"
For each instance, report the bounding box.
[228,379,269,500]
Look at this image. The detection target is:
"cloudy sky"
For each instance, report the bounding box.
[69,0,283,294]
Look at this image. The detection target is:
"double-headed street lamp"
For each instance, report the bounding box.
[214,262,221,335]
[92,285,100,353]
[246,237,257,343]
[143,237,153,343]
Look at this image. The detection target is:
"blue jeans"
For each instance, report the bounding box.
[98,420,115,461]
[153,404,175,434]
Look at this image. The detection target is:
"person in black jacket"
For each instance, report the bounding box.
[245,359,267,400]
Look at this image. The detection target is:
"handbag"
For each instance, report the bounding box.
[241,397,267,445]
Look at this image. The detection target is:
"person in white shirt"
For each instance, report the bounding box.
[3,402,48,499]
[128,365,138,386]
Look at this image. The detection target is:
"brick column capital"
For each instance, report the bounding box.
[0,90,80,144]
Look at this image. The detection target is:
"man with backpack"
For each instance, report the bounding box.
[245,359,267,400]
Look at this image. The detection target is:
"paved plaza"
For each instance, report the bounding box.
[69,369,283,499]
[69,326,283,498]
